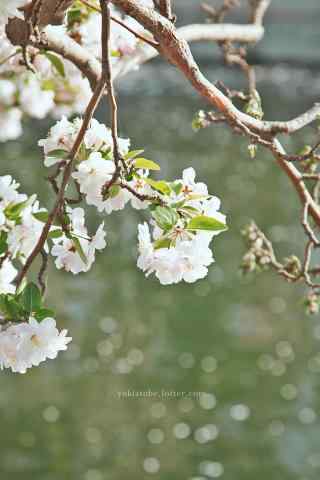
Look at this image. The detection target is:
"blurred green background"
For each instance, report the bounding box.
[1,1,320,479]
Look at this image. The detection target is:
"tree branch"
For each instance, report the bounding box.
[27,21,265,90]
[249,0,272,26]
[110,0,319,136]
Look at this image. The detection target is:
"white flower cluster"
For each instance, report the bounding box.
[0,317,71,374]
[39,117,227,285]
[0,24,92,142]
[0,175,47,294]
[137,168,227,285]
[0,1,155,141]
[0,172,106,281]
[39,116,151,214]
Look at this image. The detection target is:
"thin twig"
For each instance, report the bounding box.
[100,0,128,196]
[38,249,48,296]
[302,202,320,246]
[120,182,164,204]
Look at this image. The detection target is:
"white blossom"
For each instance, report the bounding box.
[38,116,78,166]
[72,151,115,207]
[72,117,131,214]
[127,171,153,210]
[0,317,72,373]
[137,222,215,285]
[202,196,227,236]
[137,222,155,273]
[168,167,209,210]
[0,79,16,105]
[0,175,27,206]
[51,208,106,274]
[84,118,130,154]
[51,62,92,118]
[0,26,15,70]
[19,76,55,119]
[0,259,17,294]
[7,200,47,261]
[0,108,22,141]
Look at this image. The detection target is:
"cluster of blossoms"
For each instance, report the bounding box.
[0,101,227,376]
[0,0,154,141]
[137,169,227,285]
[0,172,106,372]
[0,317,71,373]
[39,116,227,284]
[0,174,47,293]
[0,19,91,141]
[0,1,227,373]
[0,171,106,278]
[0,174,73,372]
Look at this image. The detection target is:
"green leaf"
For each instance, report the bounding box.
[180,205,199,213]
[153,237,172,250]
[0,294,9,316]
[108,185,121,198]
[33,211,49,223]
[152,206,179,231]
[145,179,171,196]
[61,214,71,226]
[0,294,23,320]
[186,193,208,201]
[72,237,87,265]
[124,149,145,160]
[22,283,42,314]
[186,215,227,232]
[171,200,185,209]
[100,149,113,161]
[5,296,24,319]
[179,205,199,218]
[171,182,183,196]
[47,149,69,159]
[0,231,8,255]
[48,229,63,239]
[34,308,55,321]
[4,199,29,222]
[44,52,66,77]
[134,158,161,171]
